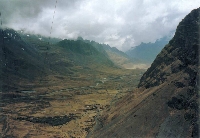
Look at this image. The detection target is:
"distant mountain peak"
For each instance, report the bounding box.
[126,35,172,63]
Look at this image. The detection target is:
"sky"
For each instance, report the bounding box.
[0,0,199,51]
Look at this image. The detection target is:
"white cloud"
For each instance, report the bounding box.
[0,0,199,51]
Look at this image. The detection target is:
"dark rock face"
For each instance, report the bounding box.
[92,8,200,138]
[138,8,200,138]
[138,8,199,89]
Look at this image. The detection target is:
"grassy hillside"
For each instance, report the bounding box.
[0,28,50,91]
[80,39,146,69]
[0,29,120,92]
[57,39,115,68]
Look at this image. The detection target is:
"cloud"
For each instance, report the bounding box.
[0,0,199,51]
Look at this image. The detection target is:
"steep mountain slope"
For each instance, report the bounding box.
[91,7,199,138]
[81,39,146,69]
[0,28,49,91]
[0,29,119,92]
[102,44,147,69]
[57,40,115,69]
[126,36,171,64]
[20,34,116,70]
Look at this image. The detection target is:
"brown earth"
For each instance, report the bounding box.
[91,7,200,138]
[0,68,144,138]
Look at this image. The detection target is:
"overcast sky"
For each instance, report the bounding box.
[0,0,199,51]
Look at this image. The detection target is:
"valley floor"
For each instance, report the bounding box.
[0,69,144,138]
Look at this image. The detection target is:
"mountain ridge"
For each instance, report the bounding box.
[91,7,200,138]
[0,28,120,92]
[80,38,148,69]
[126,36,171,64]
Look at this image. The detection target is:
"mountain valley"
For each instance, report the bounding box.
[0,5,199,138]
[91,7,200,138]
[0,27,145,137]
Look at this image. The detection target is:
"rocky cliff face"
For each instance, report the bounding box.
[91,7,200,138]
[138,8,199,88]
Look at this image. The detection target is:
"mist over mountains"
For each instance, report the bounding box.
[126,36,172,63]
[1,0,199,51]
[0,28,118,91]
[91,7,200,138]
[0,2,199,137]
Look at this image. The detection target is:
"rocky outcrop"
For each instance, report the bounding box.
[138,8,199,88]
[92,7,200,138]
